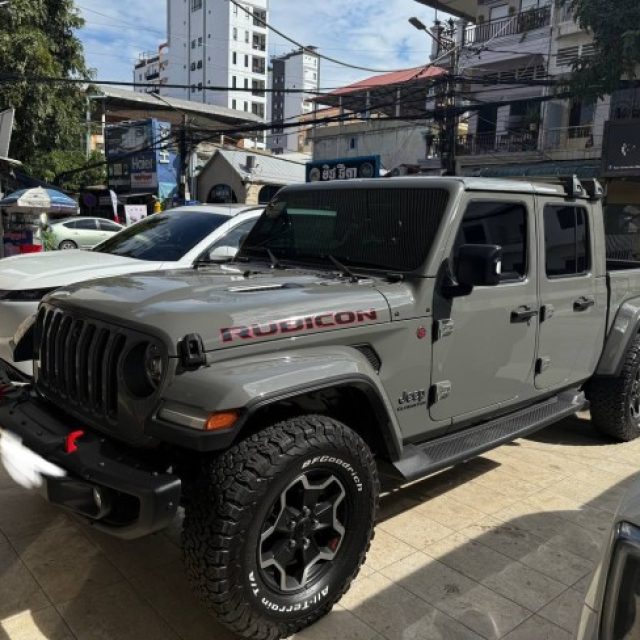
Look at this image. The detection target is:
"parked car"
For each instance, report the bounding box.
[2,176,638,639]
[0,204,262,376]
[577,476,640,639]
[48,216,124,250]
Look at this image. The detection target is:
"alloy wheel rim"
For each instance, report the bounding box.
[259,470,347,593]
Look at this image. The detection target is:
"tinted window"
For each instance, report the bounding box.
[98,220,121,232]
[453,201,527,280]
[93,211,230,261]
[544,205,590,277]
[69,219,97,230]
[240,188,450,272]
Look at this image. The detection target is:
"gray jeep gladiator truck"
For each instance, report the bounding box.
[0,176,638,639]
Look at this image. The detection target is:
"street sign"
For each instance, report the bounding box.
[306,156,381,182]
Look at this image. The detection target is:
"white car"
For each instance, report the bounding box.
[0,204,262,376]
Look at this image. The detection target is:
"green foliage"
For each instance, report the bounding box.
[0,0,93,167]
[564,0,640,98]
[26,150,106,191]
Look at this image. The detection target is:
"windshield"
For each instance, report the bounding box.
[239,187,450,272]
[93,211,229,261]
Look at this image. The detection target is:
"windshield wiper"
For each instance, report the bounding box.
[242,246,283,269]
[327,255,361,283]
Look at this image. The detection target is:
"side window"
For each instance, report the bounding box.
[74,219,98,230]
[544,205,591,277]
[453,201,528,281]
[209,219,256,253]
[63,221,77,229]
[99,220,121,232]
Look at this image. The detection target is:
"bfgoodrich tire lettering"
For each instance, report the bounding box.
[182,415,379,640]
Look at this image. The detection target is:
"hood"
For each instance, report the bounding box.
[47,266,393,354]
[0,250,162,290]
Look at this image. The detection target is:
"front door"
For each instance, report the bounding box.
[536,201,607,389]
[430,197,538,422]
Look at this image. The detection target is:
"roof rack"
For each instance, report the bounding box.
[506,175,604,201]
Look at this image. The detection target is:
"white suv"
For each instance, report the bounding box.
[0,204,262,376]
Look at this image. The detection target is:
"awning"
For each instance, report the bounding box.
[462,161,601,179]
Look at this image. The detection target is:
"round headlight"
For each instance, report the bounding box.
[123,341,165,397]
[144,343,165,387]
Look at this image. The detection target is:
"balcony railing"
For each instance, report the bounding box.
[457,130,539,155]
[465,6,551,45]
[544,125,598,150]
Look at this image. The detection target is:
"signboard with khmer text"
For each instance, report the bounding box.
[306,155,381,183]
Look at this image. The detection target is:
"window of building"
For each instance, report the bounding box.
[244,101,249,112]
[245,30,250,43]
[198,82,203,91]
[233,3,238,14]
[253,33,266,51]
[544,205,590,277]
[232,99,237,109]
[252,79,265,96]
[252,102,265,118]
[233,27,238,40]
[453,201,528,281]
[197,60,203,69]
[191,39,196,49]
[232,51,237,65]
[489,4,509,20]
[569,100,595,128]
[198,36,203,46]
[191,0,202,11]
[245,5,250,19]
[252,56,266,74]
[244,54,249,67]
[190,62,196,71]
[232,76,237,88]
[253,9,266,26]
[349,137,357,150]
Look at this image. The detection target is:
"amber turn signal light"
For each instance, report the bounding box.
[205,411,239,431]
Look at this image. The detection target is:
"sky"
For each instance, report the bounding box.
[76,0,438,91]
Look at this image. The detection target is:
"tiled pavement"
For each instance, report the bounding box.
[0,412,638,640]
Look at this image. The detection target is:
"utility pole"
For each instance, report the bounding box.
[179,113,189,203]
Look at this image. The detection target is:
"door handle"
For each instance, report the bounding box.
[574,296,595,312]
[511,306,539,323]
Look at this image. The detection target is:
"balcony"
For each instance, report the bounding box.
[543,125,602,159]
[457,130,539,156]
[465,6,551,45]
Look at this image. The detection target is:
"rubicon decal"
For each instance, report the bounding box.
[220,309,378,343]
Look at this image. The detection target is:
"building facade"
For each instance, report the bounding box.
[133,43,170,94]
[267,47,320,154]
[163,0,268,122]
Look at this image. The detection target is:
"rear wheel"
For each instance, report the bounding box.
[589,335,640,441]
[182,415,379,640]
[58,239,77,250]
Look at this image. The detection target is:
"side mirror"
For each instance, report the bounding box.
[208,245,237,263]
[455,244,503,289]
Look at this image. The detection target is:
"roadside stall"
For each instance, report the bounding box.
[0,187,79,257]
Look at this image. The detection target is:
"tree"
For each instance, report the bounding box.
[0,0,93,168]
[28,150,106,191]
[564,0,640,98]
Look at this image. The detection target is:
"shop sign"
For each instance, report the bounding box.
[306,156,380,182]
[602,120,640,177]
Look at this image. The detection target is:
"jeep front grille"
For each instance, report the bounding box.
[37,306,126,421]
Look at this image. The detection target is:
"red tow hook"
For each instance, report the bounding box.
[65,430,85,454]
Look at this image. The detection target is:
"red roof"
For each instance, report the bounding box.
[328,65,447,97]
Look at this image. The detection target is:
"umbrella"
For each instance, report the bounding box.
[0,187,78,213]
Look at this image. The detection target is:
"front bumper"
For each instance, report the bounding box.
[0,384,181,539]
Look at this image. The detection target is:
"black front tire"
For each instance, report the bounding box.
[182,415,379,640]
[589,335,640,441]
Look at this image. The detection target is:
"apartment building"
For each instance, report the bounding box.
[133,43,170,94]
[267,47,320,154]
[161,0,268,121]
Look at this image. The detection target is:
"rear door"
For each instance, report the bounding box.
[535,200,607,389]
[73,218,101,247]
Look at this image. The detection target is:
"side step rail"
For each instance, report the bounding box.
[393,390,587,482]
